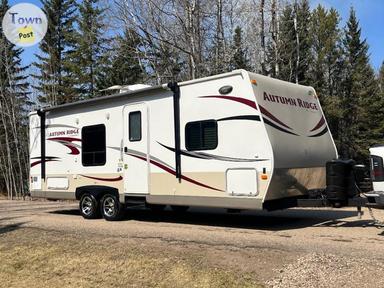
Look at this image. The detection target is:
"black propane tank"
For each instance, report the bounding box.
[326,159,356,205]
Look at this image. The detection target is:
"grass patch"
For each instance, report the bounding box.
[0,228,262,288]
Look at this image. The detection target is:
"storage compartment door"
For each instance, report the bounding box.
[226,168,258,196]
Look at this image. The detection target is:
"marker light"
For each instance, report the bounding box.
[251,79,257,85]
[261,174,268,180]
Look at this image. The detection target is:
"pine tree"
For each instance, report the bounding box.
[275,4,296,82]
[33,0,77,106]
[309,6,343,146]
[72,0,110,99]
[99,29,145,89]
[229,26,250,70]
[340,8,379,160]
[379,62,384,93]
[367,62,384,149]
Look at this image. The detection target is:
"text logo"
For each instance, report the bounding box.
[263,92,318,111]
[2,3,48,47]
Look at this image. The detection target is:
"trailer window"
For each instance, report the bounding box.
[185,120,218,151]
[371,155,384,182]
[82,124,106,166]
[129,111,141,141]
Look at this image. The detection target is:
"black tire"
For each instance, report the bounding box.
[170,205,189,213]
[101,194,124,221]
[146,203,166,212]
[79,193,100,219]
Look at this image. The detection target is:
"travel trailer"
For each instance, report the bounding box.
[29,70,338,220]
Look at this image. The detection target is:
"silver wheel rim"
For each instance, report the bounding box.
[81,195,93,216]
[103,197,116,217]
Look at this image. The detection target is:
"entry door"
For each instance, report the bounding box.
[123,103,149,194]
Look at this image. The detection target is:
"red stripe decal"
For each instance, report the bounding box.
[258,105,293,130]
[31,159,60,167]
[199,96,257,110]
[128,154,224,192]
[47,137,81,155]
[64,144,80,155]
[47,137,81,142]
[80,175,123,182]
[310,116,325,132]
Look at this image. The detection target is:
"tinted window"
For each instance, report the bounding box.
[129,111,142,141]
[82,124,106,166]
[371,155,384,182]
[185,120,218,151]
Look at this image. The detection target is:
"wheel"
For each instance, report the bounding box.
[101,194,124,221]
[79,193,100,219]
[170,205,189,213]
[146,203,166,212]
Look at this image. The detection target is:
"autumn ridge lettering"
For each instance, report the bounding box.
[263,92,318,111]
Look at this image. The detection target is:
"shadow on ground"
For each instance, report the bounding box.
[48,206,375,231]
[0,222,28,235]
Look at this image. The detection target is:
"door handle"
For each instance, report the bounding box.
[124,147,128,153]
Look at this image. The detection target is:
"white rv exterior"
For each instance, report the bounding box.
[369,146,384,192]
[29,70,338,219]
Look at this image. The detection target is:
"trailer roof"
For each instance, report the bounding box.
[34,84,165,114]
[31,70,245,115]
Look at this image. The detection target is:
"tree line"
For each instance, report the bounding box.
[0,0,383,197]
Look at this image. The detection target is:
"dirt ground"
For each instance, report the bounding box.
[1,199,384,287]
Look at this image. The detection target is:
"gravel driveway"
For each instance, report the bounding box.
[1,199,384,287]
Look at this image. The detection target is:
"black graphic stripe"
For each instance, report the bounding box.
[30,156,60,160]
[309,126,328,137]
[158,142,267,162]
[159,143,204,159]
[217,115,261,122]
[263,118,299,136]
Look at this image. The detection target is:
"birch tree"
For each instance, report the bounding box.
[0,0,31,199]
[113,0,212,82]
[259,0,267,74]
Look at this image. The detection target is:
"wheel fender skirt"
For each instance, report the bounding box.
[75,185,119,200]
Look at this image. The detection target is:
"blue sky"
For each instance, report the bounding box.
[310,0,384,70]
[7,0,384,71]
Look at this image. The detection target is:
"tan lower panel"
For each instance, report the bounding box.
[150,171,268,199]
[288,167,325,189]
[34,173,124,197]
[265,167,326,201]
[150,172,226,197]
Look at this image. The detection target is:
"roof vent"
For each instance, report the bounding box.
[101,84,151,93]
